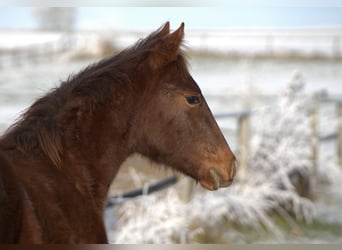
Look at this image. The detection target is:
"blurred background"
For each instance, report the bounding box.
[1,5,342,243]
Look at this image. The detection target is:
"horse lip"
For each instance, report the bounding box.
[209,168,220,190]
[209,168,233,189]
[219,179,233,187]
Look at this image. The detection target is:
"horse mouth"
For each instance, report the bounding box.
[199,168,234,191]
[210,168,233,188]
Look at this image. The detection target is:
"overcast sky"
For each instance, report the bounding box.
[0,6,342,30]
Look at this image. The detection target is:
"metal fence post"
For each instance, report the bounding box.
[337,102,342,166]
[266,34,274,55]
[237,113,250,178]
[311,106,319,180]
[333,35,340,58]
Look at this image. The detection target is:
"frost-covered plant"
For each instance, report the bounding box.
[108,189,189,243]
[108,73,324,243]
[244,72,323,220]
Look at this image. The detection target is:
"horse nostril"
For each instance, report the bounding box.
[209,168,221,190]
[230,160,238,179]
[210,167,233,189]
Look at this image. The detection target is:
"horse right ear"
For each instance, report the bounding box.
[149,22,185,70]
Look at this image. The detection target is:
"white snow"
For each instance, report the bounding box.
[0,30,63,49]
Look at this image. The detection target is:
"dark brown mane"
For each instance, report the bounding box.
[0,23,188,168]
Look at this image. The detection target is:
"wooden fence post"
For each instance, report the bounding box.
[237,113,250,178]
[176,175,194,202]
[311,106,319,180]
[337,102,342,166]
[333,35,340,58]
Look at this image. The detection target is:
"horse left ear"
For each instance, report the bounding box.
[149,23,185,70]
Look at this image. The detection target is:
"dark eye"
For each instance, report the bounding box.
[185,95,201,105]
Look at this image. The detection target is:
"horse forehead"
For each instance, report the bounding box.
[180,80,201,93]
[179,74,201,92]
[168,71,200,90]
[160,58,201,92]
[163,76,201,94]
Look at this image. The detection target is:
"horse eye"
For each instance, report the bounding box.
[185,96,200,105]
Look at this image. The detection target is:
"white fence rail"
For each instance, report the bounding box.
[1,28,341,69]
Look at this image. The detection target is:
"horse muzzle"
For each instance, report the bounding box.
[207,160,237,190]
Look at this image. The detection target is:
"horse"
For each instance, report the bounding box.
[0,22,237,243]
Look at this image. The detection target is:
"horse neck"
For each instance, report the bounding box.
[64,84,139,208]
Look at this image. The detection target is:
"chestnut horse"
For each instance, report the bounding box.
[0,22,236,243]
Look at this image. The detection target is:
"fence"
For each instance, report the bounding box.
[106,97,342,206]
[312,99,342,172]
[187,29,342,58]
[1,28,341,69]
[218,98,342,179]
[0,36,72,68]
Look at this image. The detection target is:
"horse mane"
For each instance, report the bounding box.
[0,23,188,168]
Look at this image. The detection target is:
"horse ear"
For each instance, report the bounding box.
[157,21,170,37]
[149,22,185,70]
[164,22,184,48]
